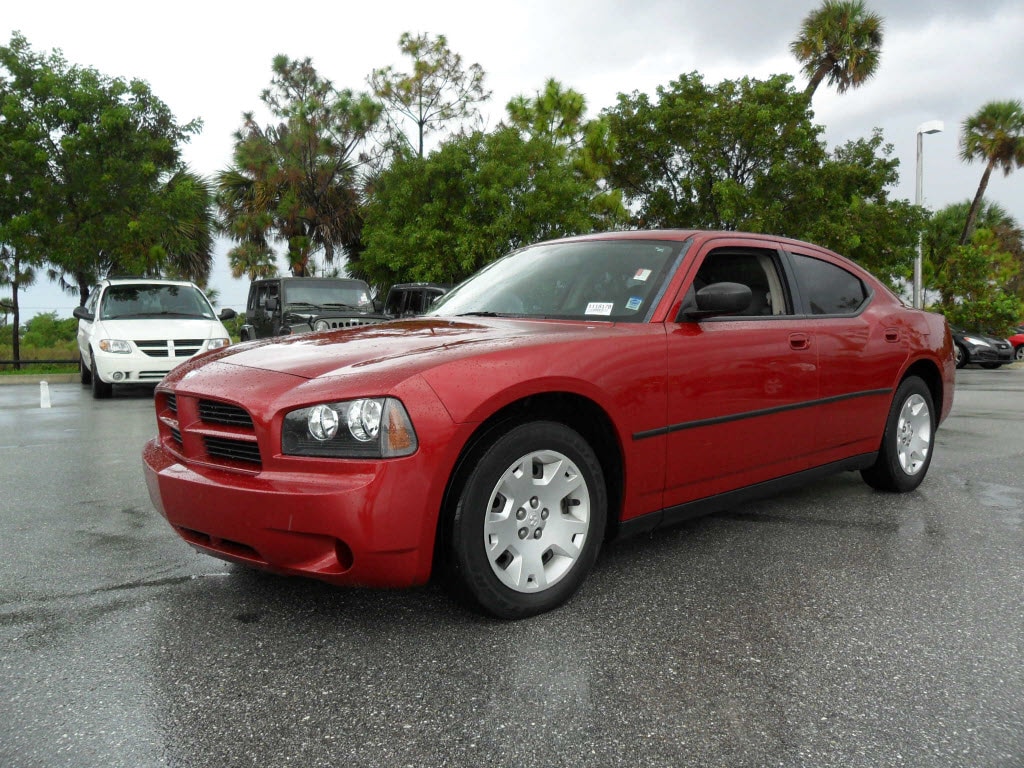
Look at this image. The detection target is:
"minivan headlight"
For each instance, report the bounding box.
[207,338,231,350]
[98,339,132,354]
[282,398,417,458]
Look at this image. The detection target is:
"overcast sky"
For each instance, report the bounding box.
[5,0,1023,315]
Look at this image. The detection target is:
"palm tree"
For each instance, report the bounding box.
[958,100,1024,245]
[790,0,884,100]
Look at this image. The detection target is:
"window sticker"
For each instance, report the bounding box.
[633,268,652,282]
[625,296,643,311]
[585,302,614,316]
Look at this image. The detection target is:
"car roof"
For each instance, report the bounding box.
[101,277,197,288]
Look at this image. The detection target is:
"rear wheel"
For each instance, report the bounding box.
[1015,345,1024,362]
[447,421,606,619]
[90,354,112,399]
[861,376,934,492]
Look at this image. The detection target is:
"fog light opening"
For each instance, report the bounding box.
[334,539,354,572]
[112,371,124,381]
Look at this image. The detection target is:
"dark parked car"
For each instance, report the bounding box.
[950,327,1015,369]
[383,282,450,318]
[239,277,387,341]
[144,230,955,618]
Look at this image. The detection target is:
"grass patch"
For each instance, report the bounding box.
[0,363,78,375]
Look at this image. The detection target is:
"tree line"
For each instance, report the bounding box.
[2,0,1023,360]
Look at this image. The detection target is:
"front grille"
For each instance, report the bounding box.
[136,339,205,358]
[204,436,261,464]
[158,393,262,471]
[199,400,254,428]
[319,317,382,330]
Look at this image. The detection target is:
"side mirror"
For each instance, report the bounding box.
[73,306,94,322]
[219,308,237,321]
[677,282,752,321]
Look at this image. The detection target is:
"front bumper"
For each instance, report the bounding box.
[94,342,217,384]
[143,439,432,587]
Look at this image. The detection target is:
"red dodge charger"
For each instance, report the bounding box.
[143,230,955,618]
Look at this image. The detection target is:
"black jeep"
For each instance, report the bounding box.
[239,277,387,341]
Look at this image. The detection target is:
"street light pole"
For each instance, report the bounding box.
[914,120,944,309]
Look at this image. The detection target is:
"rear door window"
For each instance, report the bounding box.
[788,253,868,316]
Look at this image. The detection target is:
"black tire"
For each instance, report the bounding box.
[79,356,92,386]
[1015,345,1024,363]
[954,344,968,369]
[861,376,935,492]
[90,354,112,399]
[447,421,607,619]
[980,362,1002,369]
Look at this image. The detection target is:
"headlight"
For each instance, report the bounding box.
[98,339,132,354]
[207,338,231,350]
[313,319,331,332]
[962,336,991,347]
[282,397,418,458]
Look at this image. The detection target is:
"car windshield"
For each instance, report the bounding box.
[100,284,215,320]
[428,239,686,321]
[282,281,373,310]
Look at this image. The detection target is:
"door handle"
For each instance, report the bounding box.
[789,333,810,350]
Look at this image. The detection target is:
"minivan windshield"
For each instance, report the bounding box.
[428,239,685,322]
[100,284,216,320]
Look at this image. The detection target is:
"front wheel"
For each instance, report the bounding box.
[954,344,967,369]
[861,376,934,492]
[1015,345,1024,362]
[90,354,112,399]
[79,356,92,386]
[447,421,607,619]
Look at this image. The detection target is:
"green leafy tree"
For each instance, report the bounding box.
[958,100,1024,245]
[369,32,490,158]
[20,311,78,348]
[0,33,209,308]
[357,126,624,289]
[925,200,1023,305]
[217,55,381,277]
[790,0,884,100]
[606,74,920,285]
[935,229,1023,336]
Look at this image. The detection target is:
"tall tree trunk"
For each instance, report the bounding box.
[11,280,20,371]
[804,61,831,99]
[960,159,995,245]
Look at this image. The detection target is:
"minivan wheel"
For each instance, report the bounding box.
[90,355,113,399]
[80,356,92,386]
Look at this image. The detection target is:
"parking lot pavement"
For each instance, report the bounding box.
[1,370,1022,768]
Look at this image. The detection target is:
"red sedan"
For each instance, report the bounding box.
[143,230,955,618]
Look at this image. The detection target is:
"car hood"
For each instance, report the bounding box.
[202,317,609,381]
[96,317,228,339]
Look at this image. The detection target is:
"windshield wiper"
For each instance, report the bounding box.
[320,303,361,310]
[284,302,322,311]
[455,311,503,317]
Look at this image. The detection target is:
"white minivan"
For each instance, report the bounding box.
[74,277,236,399]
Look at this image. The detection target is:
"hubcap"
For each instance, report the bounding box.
[1016,346,1024,362]
[896,394,931,475]
[483,450,590,593]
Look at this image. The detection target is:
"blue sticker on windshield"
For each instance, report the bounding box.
[626,297,643,311]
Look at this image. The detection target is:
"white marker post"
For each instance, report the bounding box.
[40,381,52,409]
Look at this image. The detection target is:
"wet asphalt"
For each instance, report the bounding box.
[1,370,1022,768]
